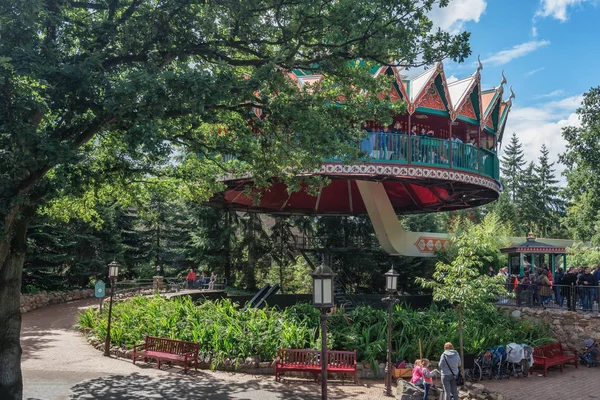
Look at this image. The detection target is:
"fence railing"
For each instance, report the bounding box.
[357,132,499,180]
[497,283,600,311]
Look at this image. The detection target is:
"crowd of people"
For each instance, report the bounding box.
[359,123,483,168]
[493,264,600,311]
[185,269,219,290]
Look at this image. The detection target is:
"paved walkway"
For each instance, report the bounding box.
[483,366,600,400]
[21,298,389,400]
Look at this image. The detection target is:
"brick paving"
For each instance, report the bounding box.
[483,365,600,400]
[21,298,600,399]
[21,298,390,400]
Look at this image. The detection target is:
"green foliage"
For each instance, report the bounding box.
[566,242,600,267]
[561,87,600,243]
[437,213,512,273]
[78,296,553,373]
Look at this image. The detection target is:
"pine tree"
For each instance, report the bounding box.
[516,162,543,235]
[501,133,527,202]
[535,144,565,237]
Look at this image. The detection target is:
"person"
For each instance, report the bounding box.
[488,266,495,277]
[594,265,600,306]
[439,342,461,400]
[198,271,207,290]
[208,272,217,290]
[554,267,564,307]
[562,267,578,311]
[185,269,196,289]
[420,359,438,400]
[410,359,423,386]
[536,268,552,307]
[579,267,596,311]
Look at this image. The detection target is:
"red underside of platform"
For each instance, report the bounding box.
[222,179,454,214]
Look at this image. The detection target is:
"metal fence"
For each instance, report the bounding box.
[497,283,600,312]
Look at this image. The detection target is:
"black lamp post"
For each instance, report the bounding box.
[383,266,399,397]
[311,256,335,400]
[104,260,120,357]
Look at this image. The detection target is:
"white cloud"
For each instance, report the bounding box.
[428,0,487,33]
[534,89,565,98]
[535,0,592,21]
[532,26,538,37]
[525,67,545,77]
[447,75,459,83]
[482,40,550,66]
[501,95,583,184]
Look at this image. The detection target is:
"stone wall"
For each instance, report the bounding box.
[20,289,95,314]
[504,306,600,350]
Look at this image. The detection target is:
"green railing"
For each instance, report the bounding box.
[358,132,499,181]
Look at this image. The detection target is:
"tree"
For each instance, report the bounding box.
[560,88,600,243]
[500,133,526,203]
[0,1,471,396]
[516,162,542,235]
[417,215,509,378]
[535,144,565,238]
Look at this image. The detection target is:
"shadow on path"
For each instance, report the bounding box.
[69,372,371,400]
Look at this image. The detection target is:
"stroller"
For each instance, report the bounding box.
[490,345,510,379]
[579,339,599,367]
[505,343,533,378]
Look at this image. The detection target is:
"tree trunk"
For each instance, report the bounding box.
[457,305,465,380]
[0,209,32,400]
[224,211,232,285]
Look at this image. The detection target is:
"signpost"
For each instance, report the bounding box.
[95,280,106,311]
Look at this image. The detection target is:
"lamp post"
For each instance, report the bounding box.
[104,260,120,357]
[383,266,399,397]
[311,256,335,400]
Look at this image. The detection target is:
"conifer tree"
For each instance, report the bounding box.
[500,133,527,202]
[535,144,564,237]
[516,162,542,235]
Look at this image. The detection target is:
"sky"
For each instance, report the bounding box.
[423,0,599,182]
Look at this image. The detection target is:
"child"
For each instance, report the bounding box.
[420,358,438,400]
[410,359,423,386]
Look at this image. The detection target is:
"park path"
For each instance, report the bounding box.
[21,298,388,400]
[21,297,600,399]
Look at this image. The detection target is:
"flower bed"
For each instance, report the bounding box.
[78,295,553,374]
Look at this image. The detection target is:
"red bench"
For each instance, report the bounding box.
[132,336,199,373]
[275,348,357,383]
[531,341,578,377]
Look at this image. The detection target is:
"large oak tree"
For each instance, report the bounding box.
[0,0,470,397]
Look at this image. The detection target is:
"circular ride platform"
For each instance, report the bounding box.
[207,62,512,219]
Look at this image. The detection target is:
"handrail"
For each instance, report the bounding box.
[357,132,498,180]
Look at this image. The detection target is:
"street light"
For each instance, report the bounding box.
[104,260,120,357]
[383,266,399,397]
[311,256,335,400]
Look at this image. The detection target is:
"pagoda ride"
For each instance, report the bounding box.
[208,61,515,256]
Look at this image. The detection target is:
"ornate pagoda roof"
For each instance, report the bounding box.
[286,59,514,142]
[499,232,566,254]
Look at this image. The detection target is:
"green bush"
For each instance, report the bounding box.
[78,296,553,371]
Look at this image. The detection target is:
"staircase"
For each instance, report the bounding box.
[334,277,355,313]
[299,249,356,313]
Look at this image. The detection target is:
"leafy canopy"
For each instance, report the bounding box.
[0,0,471,228]
[418,213,510,311]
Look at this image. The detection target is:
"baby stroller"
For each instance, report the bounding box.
[478,350,494,380]
[490,346,510,379]
[505,343,533,378]
[579,339,599,367]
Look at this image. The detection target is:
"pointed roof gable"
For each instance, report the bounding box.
[447,76,476,111]
[408,65,439,103]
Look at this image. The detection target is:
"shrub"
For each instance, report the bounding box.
[79,296,553,370]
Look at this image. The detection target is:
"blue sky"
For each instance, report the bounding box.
[426,0,599,181]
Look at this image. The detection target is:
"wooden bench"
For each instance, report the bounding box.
[275,348,357,383]
[531,341,578,377]
[132,336,199,373]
